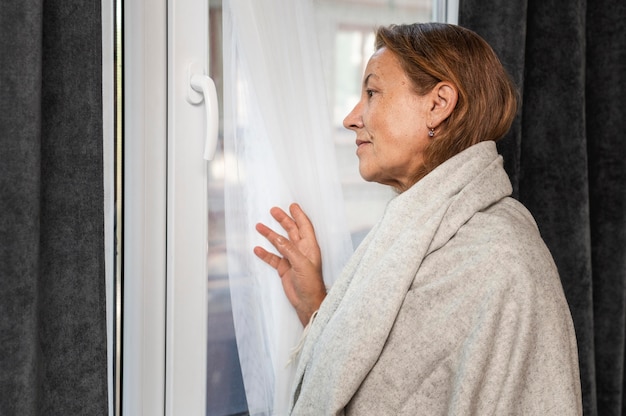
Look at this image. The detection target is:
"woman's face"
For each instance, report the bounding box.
[344,47,432,192]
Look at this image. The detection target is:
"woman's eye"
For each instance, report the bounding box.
[366,89,374,98]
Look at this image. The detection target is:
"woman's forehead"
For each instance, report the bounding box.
[363,48,406,83]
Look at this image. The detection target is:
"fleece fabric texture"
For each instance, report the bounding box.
[459,1,626,414]
[290,142,582,415]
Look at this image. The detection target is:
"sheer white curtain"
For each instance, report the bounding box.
[222,0,354,414]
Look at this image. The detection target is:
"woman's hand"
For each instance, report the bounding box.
[254,203,326,326]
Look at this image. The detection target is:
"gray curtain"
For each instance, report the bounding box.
[459,1,626,415]
[0,0,108,415]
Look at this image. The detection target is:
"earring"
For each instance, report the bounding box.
[428,128,435,137]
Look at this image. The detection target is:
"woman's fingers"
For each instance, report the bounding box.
[266,204,318,246]
[254,205,326,326]
[254,222,306,273]
[289,203,317,242]
[253,242,294,278]
[255,222,290,254]
[255,204,321,274]
[270,206,301,243]
[253,245,280,268]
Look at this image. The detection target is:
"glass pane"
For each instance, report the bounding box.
[206,1,432,415]
[206,2,249,415]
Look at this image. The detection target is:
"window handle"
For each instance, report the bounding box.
[187,63,219,160]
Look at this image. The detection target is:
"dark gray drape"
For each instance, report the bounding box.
[0,0,108,415]
[459,1,626,415]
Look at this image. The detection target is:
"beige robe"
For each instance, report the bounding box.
[290,141,582,415]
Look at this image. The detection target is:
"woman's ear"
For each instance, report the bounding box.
[429,81,458,127]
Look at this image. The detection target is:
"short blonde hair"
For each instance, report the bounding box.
[375,23,519,181]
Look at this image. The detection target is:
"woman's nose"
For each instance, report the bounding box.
[343,102,363,130]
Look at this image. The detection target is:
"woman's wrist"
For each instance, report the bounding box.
[299,294,325,326]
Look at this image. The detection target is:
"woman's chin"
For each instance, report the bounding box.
[358,166,375,183]
[358,169,387,187]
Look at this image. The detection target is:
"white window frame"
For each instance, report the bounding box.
[433,0,459,24]
[103,0,169,414]
[122,0,169,413]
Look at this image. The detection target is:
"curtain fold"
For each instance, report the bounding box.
[459,1,626,415]
[222,0,354,414]
[0,1,108,415]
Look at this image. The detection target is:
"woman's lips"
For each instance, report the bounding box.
[356,139,371,155]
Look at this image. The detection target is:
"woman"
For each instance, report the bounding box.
[254,23,582,415]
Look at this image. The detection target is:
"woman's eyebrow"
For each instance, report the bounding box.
[363,73,377,88]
